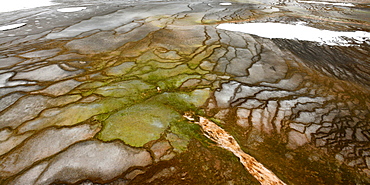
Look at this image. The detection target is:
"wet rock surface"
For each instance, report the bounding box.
[0,0,369,184]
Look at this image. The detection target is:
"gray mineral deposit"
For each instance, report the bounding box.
[0,0,369,184]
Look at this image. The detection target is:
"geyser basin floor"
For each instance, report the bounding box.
[0,0,369,184]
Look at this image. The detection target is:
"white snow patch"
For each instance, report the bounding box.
[220,2,232,6]
[0,0,57,13]
[216,22,370,46]
[57,7,87,13]
[298,1,355,7]
[0,23,27,31]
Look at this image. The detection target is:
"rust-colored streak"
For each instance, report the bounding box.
[184,113,286,185]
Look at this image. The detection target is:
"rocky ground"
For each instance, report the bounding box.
[0,0,369,184]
